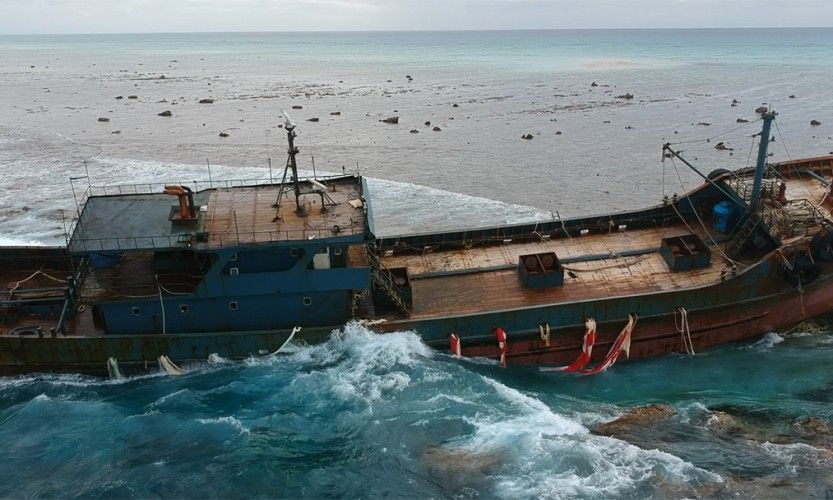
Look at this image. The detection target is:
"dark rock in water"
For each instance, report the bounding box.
[732,99,740,104]
[603,120,611,123]
[737,118,749,123]
[158,110,172,117]
[696,122,711,126]
[97,117,110,122]
[158,75,166,79]
[386,79,392,83]
[755,106,768,114]
[771,136,776,142]
[555,131,562,135]
[115,96,124,100]
[591,81,598,87]
[307,117,319,122]
[111,130,121,134]
[330,111,341,116]
[715,142,733,151]
[410,129,419,134]
[406,75,412,80]
[127,95,138,99]
[811,119,822,126]
[219,132,229,137]
[199,98,214,104]
[291,105,303,110]
[789,94,796,98]
[432,126,442,132]
[521,133,534,140]
[452,103,459,108]
[616,93,634,99]
[593,404,675,439]
[380,116,399,124]
[424,121,431,126]
[625,125,634,130]
[795,417,831,438]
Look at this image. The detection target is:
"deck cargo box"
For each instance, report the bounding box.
[518,252,564,288]
[660,234,711,272]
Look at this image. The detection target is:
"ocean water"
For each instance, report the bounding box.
[1,29,833,497]
[2,323,833,497]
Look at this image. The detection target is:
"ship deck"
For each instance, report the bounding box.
[377,173,833,321]
[379,224,738,320]
[203,178,365,247]
[68,175,366,253]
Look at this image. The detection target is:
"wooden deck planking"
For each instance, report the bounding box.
[381,225,701,277]
[378,224,734,319]
[405,251,728,319]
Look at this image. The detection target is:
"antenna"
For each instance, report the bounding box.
[272,110,304,218]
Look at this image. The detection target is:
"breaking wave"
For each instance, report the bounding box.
[0,323,720,498]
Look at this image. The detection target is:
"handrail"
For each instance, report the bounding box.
[67,219,361,252]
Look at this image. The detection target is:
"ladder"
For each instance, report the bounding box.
[366,244,410,316]
[727,213,761,258]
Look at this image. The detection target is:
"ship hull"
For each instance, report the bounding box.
[1,252,829,376]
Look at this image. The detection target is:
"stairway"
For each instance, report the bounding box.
[726,213,761,258]
[366,244,411,316]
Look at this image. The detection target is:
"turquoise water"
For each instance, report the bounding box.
[1,324,832,497]
[1,29,833,496]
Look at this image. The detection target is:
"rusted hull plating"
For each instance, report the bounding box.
[2,255,831,375]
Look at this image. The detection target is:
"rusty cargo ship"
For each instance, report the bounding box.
[2,111,833,375]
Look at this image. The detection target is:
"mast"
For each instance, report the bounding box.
[749,110,776,210]
[285,119,303,213]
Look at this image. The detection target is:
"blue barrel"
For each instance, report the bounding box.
[712,201,736,233]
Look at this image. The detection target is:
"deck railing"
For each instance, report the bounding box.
[68,220,363,253]
[66,175,362,252]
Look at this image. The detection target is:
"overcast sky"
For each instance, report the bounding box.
[0,0,831,35]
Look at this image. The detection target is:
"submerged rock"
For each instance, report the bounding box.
[521,133,534,140]
[616,93,634,100]
[219,132,229,137]
[593,404,676,438]
[737,118,749,123]
[115,95,124,100]
[432,126,442,132]
[410,129,419,134]
[330,111,341,116]
[97,117,110,122]
[380,116,399,124]
[199,98,214,104]
[755,106,768,114]
[424,120,431,126]
[307,117,319,122]
[127,95,138,99]
[291,105,303,110]
[715,142,733,151]
[811,119,822,126]
[158,110,172,117]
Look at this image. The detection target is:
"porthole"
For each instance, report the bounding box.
[229,301,238,311]
[131,306,142,316]
[302,297,312,306]
[179,304,189,314]
[290,248,299,257]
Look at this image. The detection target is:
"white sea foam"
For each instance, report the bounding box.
[195,416,250,435]
[746,332,785,350]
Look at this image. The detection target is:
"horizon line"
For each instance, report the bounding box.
[2,26,833,37]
